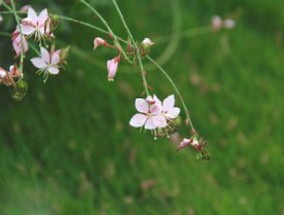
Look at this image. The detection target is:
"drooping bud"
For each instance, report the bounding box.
[107,56,120,81]
[93,37,107,49]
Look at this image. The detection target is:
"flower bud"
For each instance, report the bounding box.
[107,56,120,81]
[141,38,154,48]
[12,79,28,101]
[93,37,106,49]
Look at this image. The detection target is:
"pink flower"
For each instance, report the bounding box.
[11,27,29,58]
[21,7,50,40]
[107,56,120,81]
[129,95,167,130]
[211,15,222,31]
[30,47,61,78]
[93,37,106,49]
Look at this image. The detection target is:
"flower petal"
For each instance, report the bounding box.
[163,95,175,111]
[129,113,147,128]
[27,7,38,25]
[38,9,48,26]
[21,22,35,35]
[144,117,156,130]
[166,107,180,119]
[40,47,50,63]
[153,95,162,107]
[30,57,47,69]
[51,50,61,65]
[135,98,149,113]
[48,66,59,75]
[151,115,167,128]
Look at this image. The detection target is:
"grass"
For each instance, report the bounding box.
[0,0,284,214]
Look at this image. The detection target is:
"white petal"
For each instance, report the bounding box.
[129,113,147,128]
[30,57,47,69]
[27,7,38,25]
[51,50,60,65]
[153,95,162,107]
[144,117,156,130]
[21,22,35,35]
[38,9,48,26]
[48,66,59,75]
[163,95,175,111]
[135,98,149,113]
[152,115,167,128]
[40,47,50,63]
[166,107,180,119]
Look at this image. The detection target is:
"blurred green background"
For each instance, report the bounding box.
[1,0,284,214]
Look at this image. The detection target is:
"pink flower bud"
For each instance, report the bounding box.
[141,38,154,47]
[107,56,120,81]
[211,15,222,31]
[93,37,106,49]
[20,5,31,12]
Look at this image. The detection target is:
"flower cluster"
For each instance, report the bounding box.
[129,95,180,138]
[211,15,235,31]
[0,5,67,99]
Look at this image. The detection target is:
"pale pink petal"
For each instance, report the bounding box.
[30,57,47,69]
[144,117,156,130]
[93,37,106,49]
[27,7,38,25]
[177,138,191,150]
[150,104,162,114]
[151,115,167,128]
[129,113,147,128]
[153,95,162,107]
[166,107,180,119]
[21,22,35,35]
[48,66,59,75]
[40,47,50,63]
[38,9,48,26]
[163,95,175,111]
[135,98,149,113]
[51,50,60,65]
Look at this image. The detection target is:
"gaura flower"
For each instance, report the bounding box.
[21,7,50,40]
[30,47,61,81]
[93,37,107,49]
[11,27,29,58]
[107,56,120,81]
[129,95,167,130]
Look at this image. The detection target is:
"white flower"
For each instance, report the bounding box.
[223,19,235,29]
[21,7,49,39]
[30,47,61,79]
[129,95,167,130]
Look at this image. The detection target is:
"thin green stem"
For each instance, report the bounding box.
[3,0,25,78]
[111,0,150,96]
[146,56,196,132]
[79,0,131,63]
